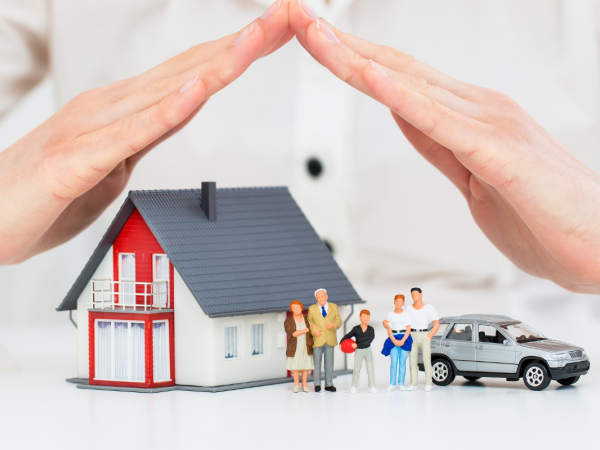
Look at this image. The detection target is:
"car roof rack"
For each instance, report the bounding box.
[460,314,513,320]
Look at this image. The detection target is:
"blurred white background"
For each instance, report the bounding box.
[0,0,599,326]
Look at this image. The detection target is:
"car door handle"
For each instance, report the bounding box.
[443,342,450,347]
[477,345,484,350]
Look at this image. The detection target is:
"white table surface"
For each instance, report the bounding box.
[1,280,598,449]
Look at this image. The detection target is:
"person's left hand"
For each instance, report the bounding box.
[326,321,335,330]
[290,1,600,294]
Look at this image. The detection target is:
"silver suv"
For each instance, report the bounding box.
[417,314,590,391]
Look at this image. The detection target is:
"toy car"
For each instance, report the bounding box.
[417,314,590,391]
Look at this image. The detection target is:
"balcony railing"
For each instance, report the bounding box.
[91,279,170,311]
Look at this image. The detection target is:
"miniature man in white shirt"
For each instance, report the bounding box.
[405,287,439,392]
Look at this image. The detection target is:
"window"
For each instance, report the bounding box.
[251,324,265,356]
[478,324,508,344]
[153,254,169,307]
[224,326,239,359]
[434,323,449,337]
[95,320,145,382]
[153,321,170,382]
[119,253,135,305]
[501,322,546,343]
[445,323,474,341]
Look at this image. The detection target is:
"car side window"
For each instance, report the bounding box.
[445,323,473,341]
[478,325,507,344]
[435,323,449,337]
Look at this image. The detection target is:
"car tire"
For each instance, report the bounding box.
[463,376,481,382]
[523,362,551,391]
[557,376,580,386]
[432,359,455,386]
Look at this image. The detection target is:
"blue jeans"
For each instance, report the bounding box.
[390,346,409,386]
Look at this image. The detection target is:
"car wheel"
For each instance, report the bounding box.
[523,362,551,391]
[463,376,481,382]
[432,359,455,386]
[557,376,580,386]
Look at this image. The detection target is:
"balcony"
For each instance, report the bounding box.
[91,279,170,311]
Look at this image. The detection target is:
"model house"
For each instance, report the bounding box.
[57,183,364,392]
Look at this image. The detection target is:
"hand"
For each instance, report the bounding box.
[326,321,335,330]
[313,329,322,337]
[0,2,293,264]
[398,339,406,347]
[427,333,434,341]
[290,2,600,294]
[351,343,357,349]
[382,320,390,330]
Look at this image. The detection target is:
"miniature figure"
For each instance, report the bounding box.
[308,288,342,392]
[284,300,314,393]
[406,288,439,392]
[340,309,377,394]
[382,295,413,391]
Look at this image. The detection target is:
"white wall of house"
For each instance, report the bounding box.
[174,269,214,386]
[76,246,113,379]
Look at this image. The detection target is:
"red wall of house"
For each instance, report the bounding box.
[113,209,175,308]
[89,311,175,389]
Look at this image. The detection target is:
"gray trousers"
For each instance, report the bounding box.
[313,344,334,387]
[352,347,375,388]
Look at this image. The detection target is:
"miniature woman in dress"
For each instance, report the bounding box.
[284,300,314,393]
[382,294,413,391]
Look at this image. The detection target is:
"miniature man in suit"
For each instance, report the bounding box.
[308,288,342,392]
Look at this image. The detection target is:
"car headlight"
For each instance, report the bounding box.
[550,352,570,360]
[582,350,587,357]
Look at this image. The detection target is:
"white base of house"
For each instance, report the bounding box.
[66,369,353,393]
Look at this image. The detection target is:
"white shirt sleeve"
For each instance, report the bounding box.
[428,305,439,322]
[0,0,49,120]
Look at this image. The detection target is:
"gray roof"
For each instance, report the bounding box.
[440,314,516,324]
[57,187,364,317]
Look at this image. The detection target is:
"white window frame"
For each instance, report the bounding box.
[152,254,169,307]
[250,322,268,358]
[94,319,145,382]
[118,253,136,305]
[224,325,242,361]
[152,319,171,382]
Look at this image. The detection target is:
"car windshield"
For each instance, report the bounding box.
[501,322,546,343]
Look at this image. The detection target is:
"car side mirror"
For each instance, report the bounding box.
[503,340,512,346]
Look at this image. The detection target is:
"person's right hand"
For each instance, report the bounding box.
[382,320,390,329]
[0,1,292,265]
[313,329,322,337]
[290,1,600,294]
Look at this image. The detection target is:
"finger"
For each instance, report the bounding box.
[306,21,479,117]
[362,60,497,168]
[81,24,266,133]
[391,112,471,198]
[290,1,477,100]
[125,99,209,169]
[264,26,295,57]
[102,1,291,101]
[74,77,206,182]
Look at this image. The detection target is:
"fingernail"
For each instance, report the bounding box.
[261,0,282,20]
[299,0,319,20]
[179,76,199,93]
[370,60,388,77]
[232,23,255,46]
[317,19,340,43]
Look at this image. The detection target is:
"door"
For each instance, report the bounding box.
[153,254,169,307]
[475,324,516,373]
[441,322,476,371]
[119,253,136,305]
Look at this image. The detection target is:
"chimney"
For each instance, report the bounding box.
[201,182,217,222]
